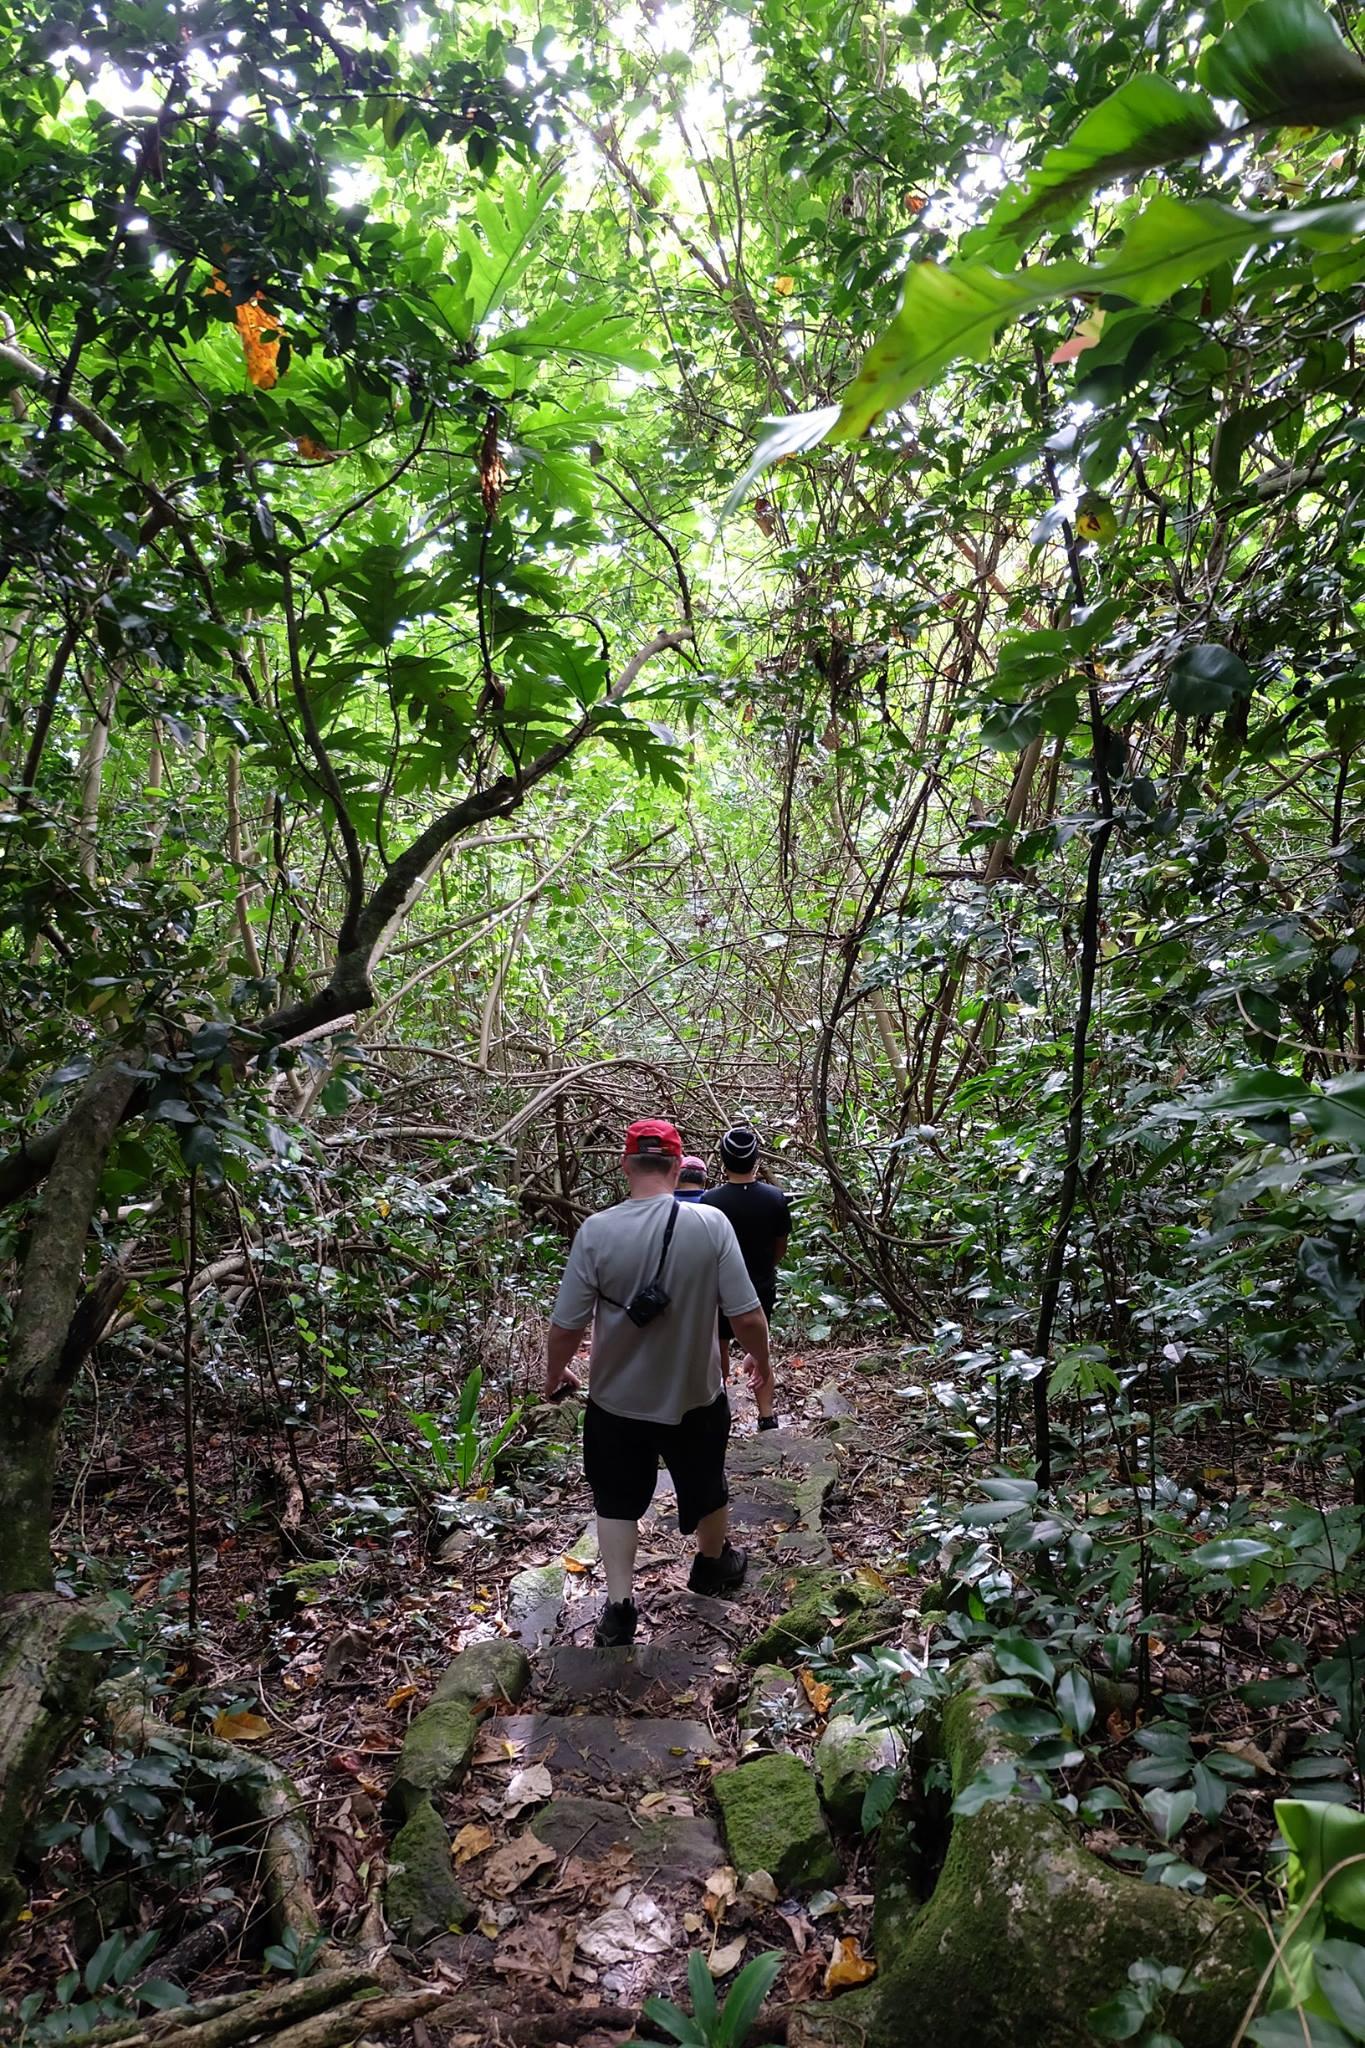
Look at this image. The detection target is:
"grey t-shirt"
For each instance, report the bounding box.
[551,1193,761,1424]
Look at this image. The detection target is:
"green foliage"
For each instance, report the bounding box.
[642,1949,785,2048]
[16,1928,186,2042]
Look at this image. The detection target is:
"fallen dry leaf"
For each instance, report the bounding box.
[480,1831,558,1898]
[798,1669,833,1717]
[471,1729,526,1767]
[1220,1736,1274,1775]
[637,1790,694,1819]
[709,1936,747,1978]
[385,1684,418,1711]
[494,1919,575,1990]
[212,1709,271,1742]
[825,1937,877,1992]
[777,1907,811,1954]
[505,1763,554,1815]
[453,1822,494,1865]
[702,1865,738,1920]
[742,1870,779,1903]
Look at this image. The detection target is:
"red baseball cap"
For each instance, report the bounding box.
[623,1117,683,1159]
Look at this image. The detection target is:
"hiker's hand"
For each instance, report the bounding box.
[544,1368,581,1404]
[741,1351,773,1402]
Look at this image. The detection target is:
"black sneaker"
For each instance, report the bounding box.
[757,1415,779,1432]
[594,1597,638,1648]
[688,1543,749,1597]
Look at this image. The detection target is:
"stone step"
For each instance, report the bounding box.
[537,1642,722,1706]
[531,1792,724,1878]
[486,1713,713,1788]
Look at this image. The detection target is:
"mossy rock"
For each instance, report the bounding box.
[432,1640,530,1707]
[743,1567,901,1667]
[384,1799,472,1943]
[388,1701,477,1819]
[713,1753,840,1893]
[815,1714,901,1831]
[861,1664,1262,2048]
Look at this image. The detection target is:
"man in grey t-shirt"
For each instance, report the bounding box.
[545,1117,773,1647]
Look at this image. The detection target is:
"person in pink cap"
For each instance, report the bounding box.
[544,1118,773,1647]
[674,1154,709,1202]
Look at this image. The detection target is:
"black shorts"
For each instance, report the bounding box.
[583,1393,731,1534]
[719,1289,776,1347]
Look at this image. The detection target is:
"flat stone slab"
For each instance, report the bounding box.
[487,1714,712,1786]
[538,1643,720,1704]
[532,1793,724,1878]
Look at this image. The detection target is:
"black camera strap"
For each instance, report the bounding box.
[598,1200,680,1311]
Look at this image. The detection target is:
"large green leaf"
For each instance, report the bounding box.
[457,168,566,336]
[1166,643,1254,717]
[1201,0,1365,126]
[986,77,1223,244]
[728,196,1365,498]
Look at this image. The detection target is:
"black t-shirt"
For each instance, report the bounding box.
[698,1181,792,1298]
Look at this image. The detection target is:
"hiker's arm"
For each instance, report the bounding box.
[546,1321,586,1398]
[730,1305,772,1401]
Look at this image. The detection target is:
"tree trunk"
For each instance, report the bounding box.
[0,1056,140,1597]
[0,1592,101,1938]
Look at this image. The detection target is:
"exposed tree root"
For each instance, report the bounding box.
[98,1679,330,1958]
[0,1592,101,1938]
[791,1655,1260,2048]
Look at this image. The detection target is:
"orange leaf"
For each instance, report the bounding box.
[798,1668,833,1716]
[212,1709,271,1742]
[235,298,282,389]
[562,1555,593,1575]
[386,1685,418,1711]
[825,1937,877,1992]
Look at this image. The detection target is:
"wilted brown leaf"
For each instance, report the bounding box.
[480,1831,558,1898]
[453,1822,494,1865]
[213,1709,271,1742]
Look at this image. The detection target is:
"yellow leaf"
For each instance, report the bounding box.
[375,1199,390,1218]
[773,274,795,296]
[385,1685,418,1711]
[825,1937,877,1992]
[213,1709,271,1742]
[453,1822,494,1865]
[798,1668,833,1716]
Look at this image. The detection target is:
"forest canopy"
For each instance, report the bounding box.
[5,0,1365,2040]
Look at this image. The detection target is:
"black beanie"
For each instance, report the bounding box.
[720,1124,760,1171]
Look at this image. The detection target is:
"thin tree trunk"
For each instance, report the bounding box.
[77,662,122,885]
[0,1056,141,1596]
[227,746,264,977]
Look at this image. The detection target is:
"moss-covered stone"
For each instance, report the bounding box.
[388,1701,476,1819]
[713,1753,840,1893]
[384,1799,472,1943]
[742,1567,901,1667]
[739,1664,811,1754]
[858,1660,1262,2048]
[815,1714,901,1830]
[506,1561,565,1618]
[431,1639,530,1707]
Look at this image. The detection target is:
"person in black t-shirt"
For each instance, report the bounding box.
[700,1123,791,1432]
